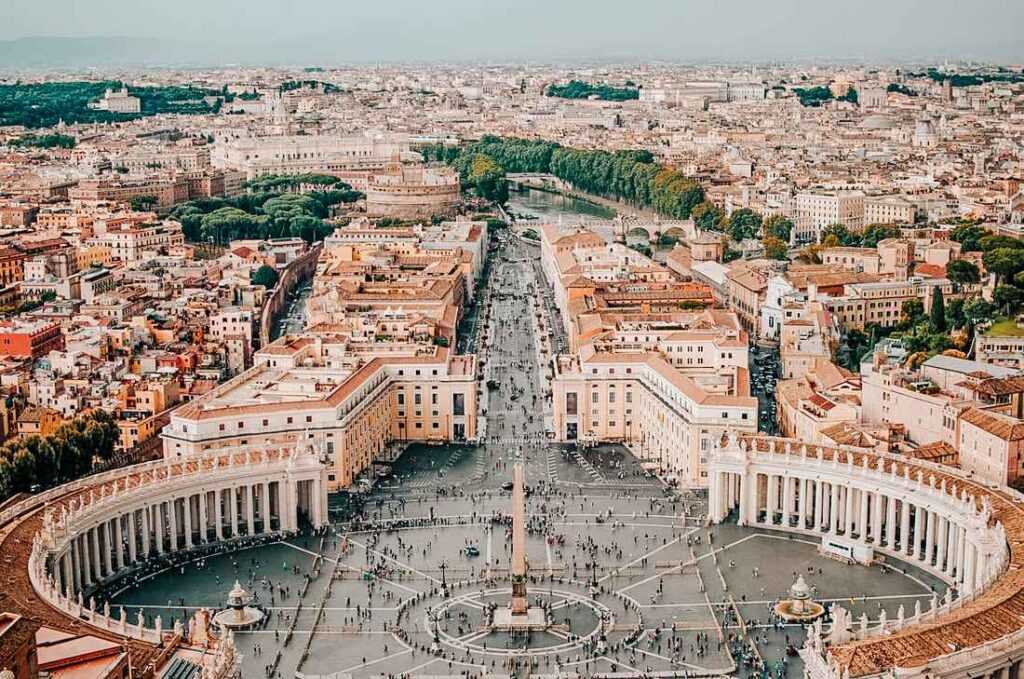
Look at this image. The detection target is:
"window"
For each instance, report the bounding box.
[414,393,422,405]
[592,392,599,404]
[566,392,578,415]
[453,393,465,416]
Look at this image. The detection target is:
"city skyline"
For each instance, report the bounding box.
[1,0,1023,66]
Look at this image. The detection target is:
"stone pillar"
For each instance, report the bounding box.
[168,497,178,552]
[885,494,897,547]
[872,492,884,544]
[127,510,137,564]
[100,520,112,576]
[900,501,912,555]
[829,484,840,533]
[936,515,948,572]
[741,473,749,524]
[90,527,101,582]
[230,487,240,537]
[246,485,256,535]
[945,521,958,577]
[956,528,968,584]
[61,552,72,593]
[844,487,854,535]
[814,480,824,531]
[183,494,193,550]
[70,537,81,592]
[215,489,225,540]
[963,542,976,594]
[800,477,810,528]
[155,503,165,555]
[925,510,937,565]
[142,505,151,557]
[781,475,793,527]
[858,489,869,543]
[114,516,124,571]
[199,490,208,543]
[766,474,777,526]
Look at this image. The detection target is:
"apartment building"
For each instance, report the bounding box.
[864,195,917,225]
[795,190,865,242]
[163,347,477,490]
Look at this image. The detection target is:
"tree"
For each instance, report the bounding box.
[763,215,793,242]
[930,288,947,333]
[860,223,902,248]
[820,224,861,247]
[726,209,762,242]
[763,235,789,261]
[994,285,1024,315]
[979,235,1024,253]
[467,154,508,204]
[252,265,279,289]
[949,224,990,252]
[901,299,924,327]
[946,259,981,287]
[692,201,725,231]
[130,195,158,211]
[983,248,1024,284]
[963,298,997,327]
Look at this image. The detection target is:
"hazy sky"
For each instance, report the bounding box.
[2,0,1023,63]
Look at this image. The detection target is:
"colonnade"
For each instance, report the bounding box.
[708,435,1008,597]
[54,480,299,595]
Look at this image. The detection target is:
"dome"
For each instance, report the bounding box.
[861,114,895,130]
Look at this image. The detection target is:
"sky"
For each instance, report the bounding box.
[1,0,1023,64]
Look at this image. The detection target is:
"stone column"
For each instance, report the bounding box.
[936,515,948,572]
[885,494,897,548]
[62,552,73,593]
[114,516,124,571]
[246,485,256,535]
[183,494,194,550]
[230,487,240,537]
[155,502,165,555]
[844,487,854,535]
[215,489,225,540]
[872,492,884,544]
[199,490,208,543]
[90,527,101,582]
[945,521,958,577]
[127,510,137,564]
[100,520,112,576]
[814,480,824,531]
[829,484,840,533]
[900,501,911,555]
[71,536,81,592]
[925,510,937,565]
[956,527,968,584]
[766,474,777,526]
[781,475,793,527]
[737,473,750,527]
[800,477,811,528]
[858,489,869,543]
[963,542,976,594]
[168,497,178,552]
[142,505,151,557]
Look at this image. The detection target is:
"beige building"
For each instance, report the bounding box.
[864,195,916,225]
[163,347,477,491]
[795,190,865,242]
[958,407,1024,486]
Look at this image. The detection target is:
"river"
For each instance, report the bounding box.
[505,186,615,224]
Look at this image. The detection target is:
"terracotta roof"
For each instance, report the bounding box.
[959,407,1024,441]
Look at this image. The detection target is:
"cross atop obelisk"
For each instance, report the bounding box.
[510,462,529,615]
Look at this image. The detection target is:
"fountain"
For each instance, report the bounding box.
[773,574,825,622]
[212,581,265,631]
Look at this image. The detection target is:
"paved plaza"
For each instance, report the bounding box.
[107,235,945,679]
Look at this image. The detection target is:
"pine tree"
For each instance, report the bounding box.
[930,288,947,333]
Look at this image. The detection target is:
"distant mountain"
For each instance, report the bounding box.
[0,36,247,71]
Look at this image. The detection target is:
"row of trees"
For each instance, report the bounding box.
[170,176,362,245]
[422,137,705,219]
[792,85,857,107]
[0,411,121,504]
[0,81,226,128]
[545,80,639,101]
[9,133,77,149]
[950,224,1024,316]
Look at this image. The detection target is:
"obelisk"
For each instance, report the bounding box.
[510,463,529,615]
